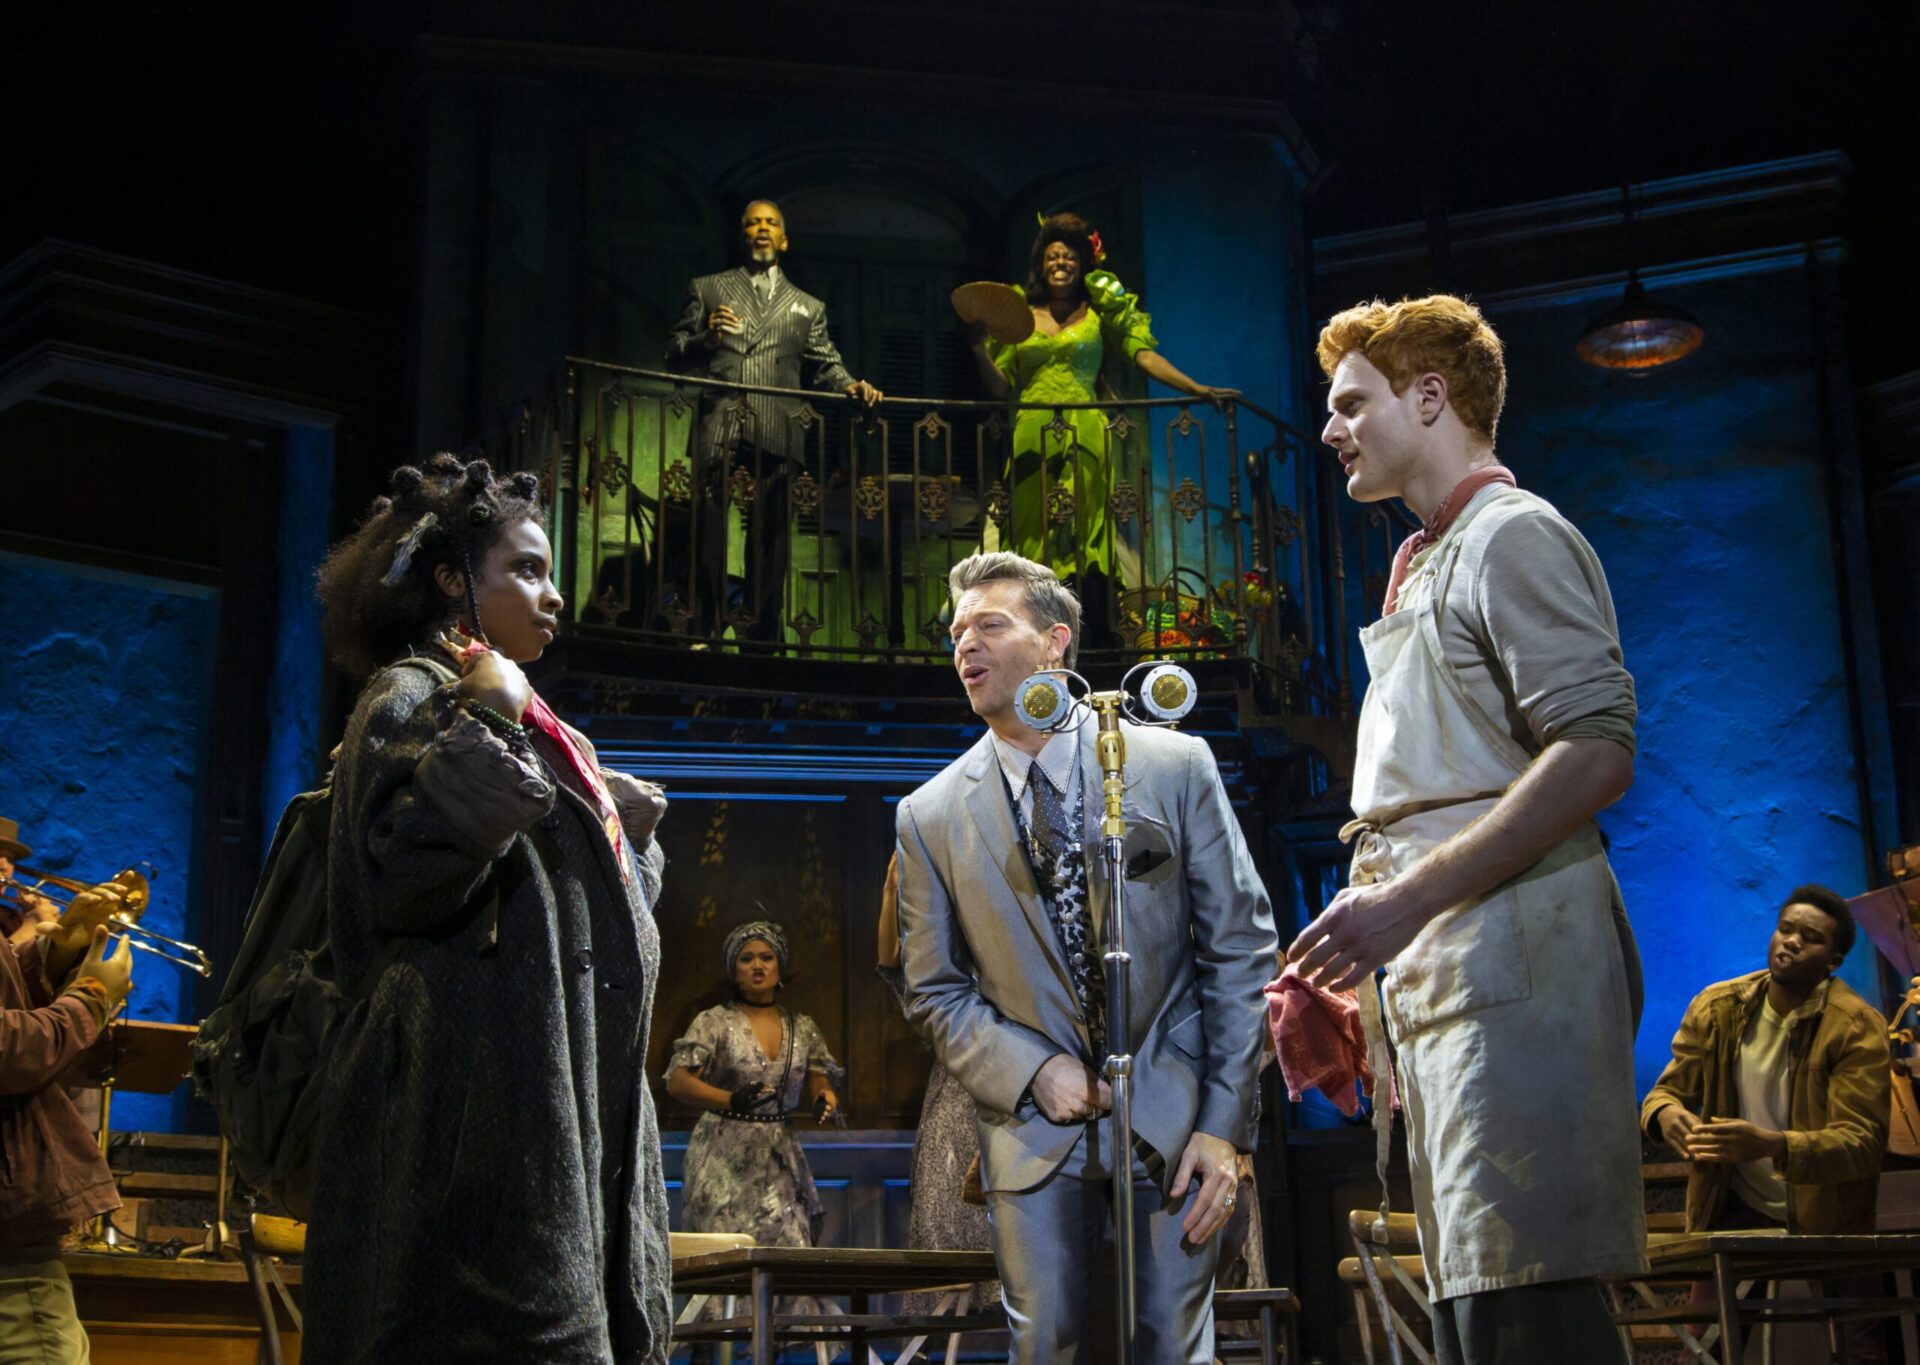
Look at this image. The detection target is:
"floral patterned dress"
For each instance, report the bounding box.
[668,1004,842,1250]
[986,281,1158,578]
[878,965,1001,1312]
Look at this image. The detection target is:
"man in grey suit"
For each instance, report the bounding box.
[896,552,1277,1364]
[663,199,880,641]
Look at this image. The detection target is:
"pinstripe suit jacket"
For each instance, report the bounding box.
[664,267,855,466]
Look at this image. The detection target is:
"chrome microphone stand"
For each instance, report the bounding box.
[1015,660,1197,1364]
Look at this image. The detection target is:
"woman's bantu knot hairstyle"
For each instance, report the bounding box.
[463,460,496,524]
[316,453,549,679]
[463,460,498,524]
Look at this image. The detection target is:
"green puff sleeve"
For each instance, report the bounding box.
[1085,269,1159,360]
[983,283,1026,389]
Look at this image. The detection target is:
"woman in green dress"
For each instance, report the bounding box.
[965,212,1234,639]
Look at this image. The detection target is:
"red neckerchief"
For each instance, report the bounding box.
[454,638,631,882]
[1380,465,1516,616]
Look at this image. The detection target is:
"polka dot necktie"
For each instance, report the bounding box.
[1029,763,1106,1046]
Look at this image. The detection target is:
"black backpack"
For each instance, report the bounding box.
[190,656,451,1218]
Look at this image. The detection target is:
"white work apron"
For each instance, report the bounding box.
[1349,487,1647,1300]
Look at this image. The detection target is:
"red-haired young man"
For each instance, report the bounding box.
[1290,296,1646,1364]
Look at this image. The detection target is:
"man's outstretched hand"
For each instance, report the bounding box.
[1286,879,1437,993]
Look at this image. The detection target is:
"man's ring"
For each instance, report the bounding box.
[1223,1192,1236,1208]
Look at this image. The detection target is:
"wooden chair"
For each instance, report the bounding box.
[1347,1210,1435,1365]
[1347,1162,1699,1365]
[239,1213,306,1365]
[1212,1285,1303,1362]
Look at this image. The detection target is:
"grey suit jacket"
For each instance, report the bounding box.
[663,267,854,465]
[896,720,1276,1194]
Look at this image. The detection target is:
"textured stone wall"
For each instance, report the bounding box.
[0,557,220,1131]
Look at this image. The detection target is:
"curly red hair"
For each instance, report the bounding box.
[1317,295,1507,443]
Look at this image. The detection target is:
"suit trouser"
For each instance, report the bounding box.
[694,455,792,642]
[986,1119,1219,1365]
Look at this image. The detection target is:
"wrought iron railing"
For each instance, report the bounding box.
[484,359,1375,713]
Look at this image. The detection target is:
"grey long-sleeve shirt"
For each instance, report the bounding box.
[1409,485,1637,759]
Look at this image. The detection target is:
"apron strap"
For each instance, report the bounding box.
[1357,974,1396,1228]
[1410,491,1542,777]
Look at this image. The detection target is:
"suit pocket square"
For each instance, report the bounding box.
[1122,821,1177,884]
[1127,847,1172,880]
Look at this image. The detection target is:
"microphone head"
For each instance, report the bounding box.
[1137,663,1197,722]
[1015,673,1073,730]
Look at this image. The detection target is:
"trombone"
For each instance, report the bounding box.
[0,863,213,978]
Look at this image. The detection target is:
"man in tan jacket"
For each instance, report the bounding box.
[1644,883,1891,1361]
[0,828,135,1365]
[1643,883,1889,1234]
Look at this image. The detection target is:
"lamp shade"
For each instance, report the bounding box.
[1576,277,1704,370]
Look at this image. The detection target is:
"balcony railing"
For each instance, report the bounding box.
[485,359,1380,714]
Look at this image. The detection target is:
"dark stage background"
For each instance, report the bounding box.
[3,3,1918,1357]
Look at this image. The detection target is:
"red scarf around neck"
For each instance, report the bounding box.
[1379,465,1516,616]
[451,637,630,881]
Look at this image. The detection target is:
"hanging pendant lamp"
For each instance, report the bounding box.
[1576,178,1705,371]
[1576,271,1704,371]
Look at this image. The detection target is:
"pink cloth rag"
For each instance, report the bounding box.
[1263,965,1375,1117]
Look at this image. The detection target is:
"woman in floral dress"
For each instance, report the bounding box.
[876,856,1000,1313]
[665,921,842,1263]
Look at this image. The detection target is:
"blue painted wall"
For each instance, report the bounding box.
[0,556,220,1132]
[1476,264,1884,1093]
[261,424,335,827]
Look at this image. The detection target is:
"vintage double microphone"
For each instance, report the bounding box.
[1014,659,1196,1364]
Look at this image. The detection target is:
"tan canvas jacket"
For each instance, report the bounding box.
[0,939,120,1247]
[1642,970,1891,1234]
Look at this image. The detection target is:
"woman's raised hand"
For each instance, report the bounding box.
[602,769,668,843]
[458,649,533,721]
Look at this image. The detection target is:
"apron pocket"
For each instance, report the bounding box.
[1383,883,1534,1038]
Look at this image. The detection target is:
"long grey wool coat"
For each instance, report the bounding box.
[305,661,672,1364]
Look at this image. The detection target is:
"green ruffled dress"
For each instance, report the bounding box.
[986,274,1157,578]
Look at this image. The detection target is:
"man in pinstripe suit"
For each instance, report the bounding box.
[664,199,881,641]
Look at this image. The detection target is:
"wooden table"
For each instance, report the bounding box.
[1606,1231,1920,1363]
[671,1247,1000,1365]
[64,1249,301,1364]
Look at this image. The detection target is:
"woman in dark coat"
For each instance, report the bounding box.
[306,454,673,1364]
